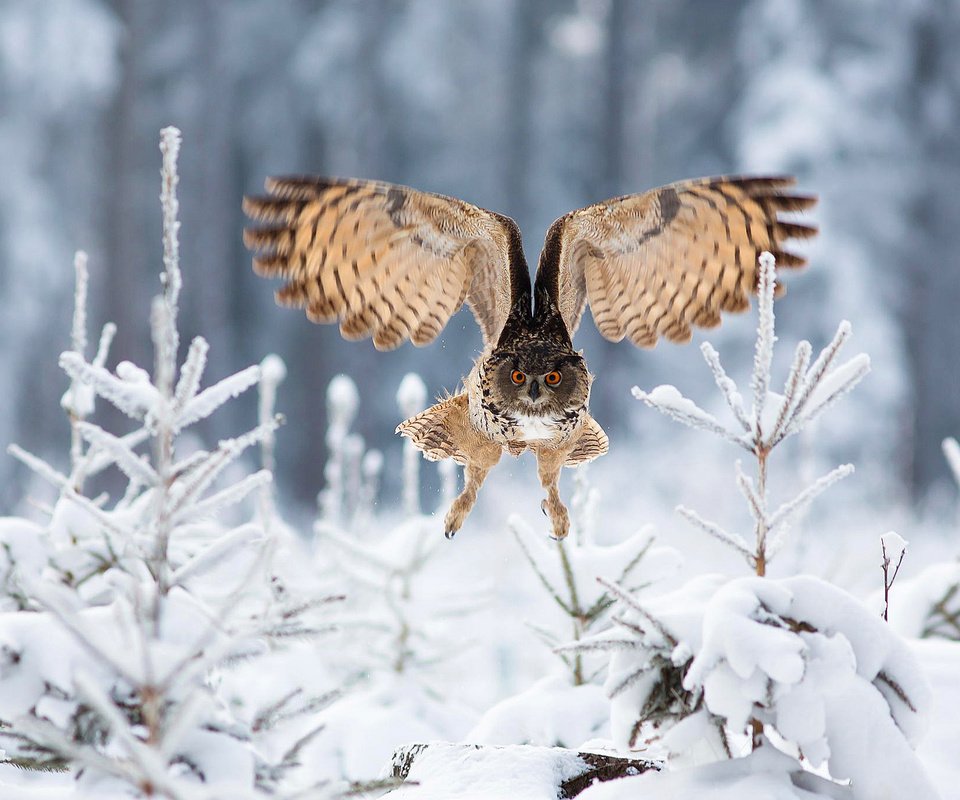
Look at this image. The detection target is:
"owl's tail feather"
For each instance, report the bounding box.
[396,394,472,466]
[565,414,609,466]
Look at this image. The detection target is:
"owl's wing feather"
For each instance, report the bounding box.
[395,394,471,465]
[536,176,817,346]
[243,177,528,350]
[565,414,609,466]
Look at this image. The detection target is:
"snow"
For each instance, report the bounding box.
[578,746,848,800]
[880,531,908,560]
[384,743,594,800]
[467,675,609,748]
[259,353,287,385]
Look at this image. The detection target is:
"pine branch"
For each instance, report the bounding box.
[59,352,157,421]
[82,427,151,482]
[170,526,266,586]
[555,637,641,654]
[676,505,753,559]
[92,322,117,369]
[785,354,870,436]
[607,664,655,698]
[768,340,811,444]
[7,444,71,490]
[174,365,261,433]
[767,464,853,534]
[508,515,571,615]
[173,336,209,411]
[170,416,282,510]
[176,470,272,522]
[596,578,677,647]
[780,319,852,440]
[632,386,749,449]
[701,342,751,433]
[735,461,765,527]
[75,421,159,486]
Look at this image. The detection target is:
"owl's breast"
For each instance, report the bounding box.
[510,412,563,442]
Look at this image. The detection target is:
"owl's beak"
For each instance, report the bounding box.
[528,380,540,401]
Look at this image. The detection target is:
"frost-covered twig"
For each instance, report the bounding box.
[701,342,751,434]
[676,505,753,560]
[880,532,908,623]
[751,251,778,439]
[631,385,748,449]
[766,464,854,550]
[159,125,182,333]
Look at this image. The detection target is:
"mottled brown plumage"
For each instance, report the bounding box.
[244,174,816,539]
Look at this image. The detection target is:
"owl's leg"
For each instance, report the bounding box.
[535,445,572,540]
[444,443,502,539]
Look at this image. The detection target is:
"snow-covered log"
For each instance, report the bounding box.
[386,742,660,799]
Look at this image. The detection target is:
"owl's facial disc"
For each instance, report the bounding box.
[490,346,589,415]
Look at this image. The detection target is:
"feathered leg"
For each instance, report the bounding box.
[396,393,503,539]
[535,445,572,540]
[444,443,501,539]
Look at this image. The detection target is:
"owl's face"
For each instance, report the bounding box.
[486,343,590,417]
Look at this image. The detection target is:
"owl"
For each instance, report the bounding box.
[243,175,816,539]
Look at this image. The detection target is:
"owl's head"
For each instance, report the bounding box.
[486,341,590,416]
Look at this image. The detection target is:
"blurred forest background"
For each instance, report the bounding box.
[1,0,959,524]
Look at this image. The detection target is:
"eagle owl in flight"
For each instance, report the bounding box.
[243,175,816,539]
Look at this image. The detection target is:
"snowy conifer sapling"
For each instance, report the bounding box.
[0,128,342,799]
[564,254,940,799]
[633,252,868,576]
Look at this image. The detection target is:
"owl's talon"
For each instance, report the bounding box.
[540,499,548,517]
[444,527,456,540]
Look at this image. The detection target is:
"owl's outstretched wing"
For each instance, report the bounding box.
[243,177,529,350]
[534,176,817,346]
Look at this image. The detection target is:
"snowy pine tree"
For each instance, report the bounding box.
[563,255,940,799]
[0,128,343,799]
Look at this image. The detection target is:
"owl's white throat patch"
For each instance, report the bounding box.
[512,412,559,442]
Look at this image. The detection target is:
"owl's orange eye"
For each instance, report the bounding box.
[511,370,526,385]
[545,371,562,386]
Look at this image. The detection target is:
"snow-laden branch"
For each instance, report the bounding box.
[173,336,209,411]
[631,385,747,449]
[59,352,159,421]
[767,463,854,535]
[676,504,753,559]
[159,126,182,330]
[177,470,272,522]
[75,421,159,486]
[175,364,261,433]
[8,443,72,490]
[701,342,751,433]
